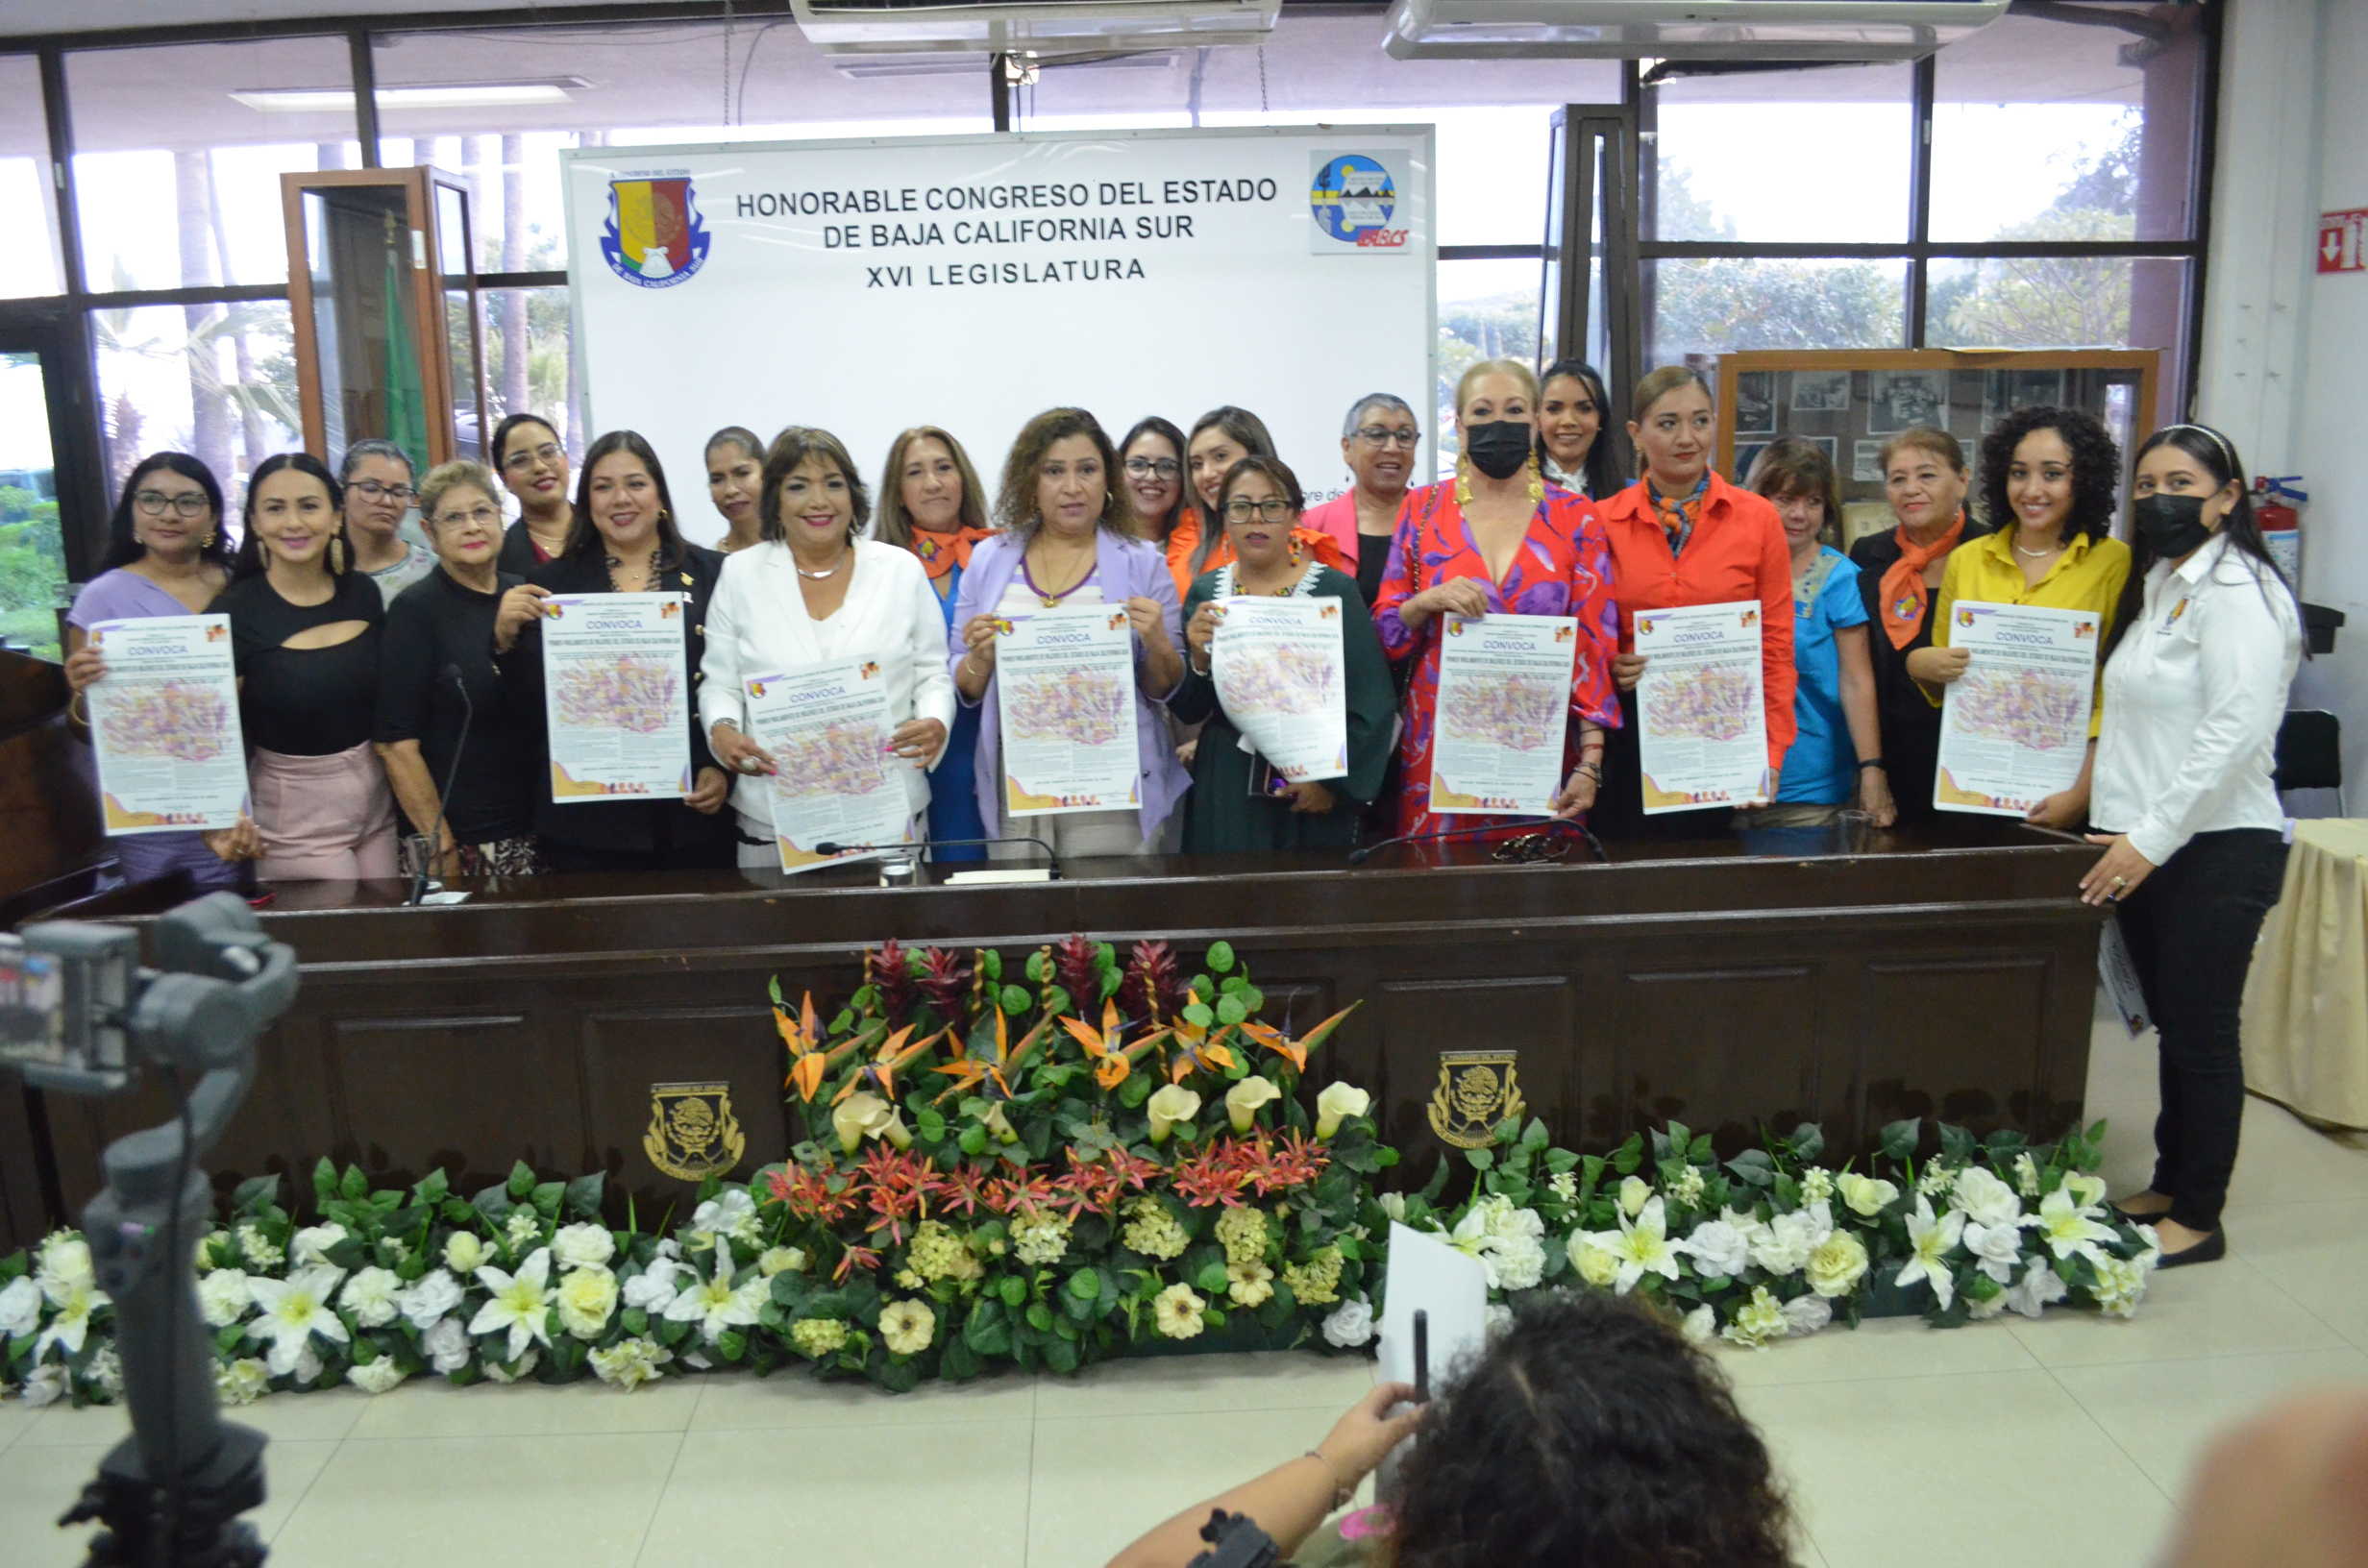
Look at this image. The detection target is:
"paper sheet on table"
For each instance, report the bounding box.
[1377,1221,1490,1394]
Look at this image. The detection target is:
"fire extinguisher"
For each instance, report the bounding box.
[2256,475,2305,585]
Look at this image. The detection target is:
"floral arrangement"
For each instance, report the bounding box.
[0,936,2161,1409]
[1361,1115,2160,1351]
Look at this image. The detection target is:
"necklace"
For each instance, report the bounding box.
[604,551,658,593]
[2013,540,2062,558]
[795,552,848,580]
[1022,542,1096,607]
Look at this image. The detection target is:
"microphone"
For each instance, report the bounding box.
[812,833,1062,877]
[1347,816,1607,866]
[409,663,473,907]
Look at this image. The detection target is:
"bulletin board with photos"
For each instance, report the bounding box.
[1714,350,2161,551]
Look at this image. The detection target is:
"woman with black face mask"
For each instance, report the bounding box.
[1589,365,1797,841]
[2077,423,2302,1270]
[1372,356,1620,845]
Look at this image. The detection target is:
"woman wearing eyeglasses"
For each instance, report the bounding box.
[62,453,247,894]
[493,413,576,575]
[1172,457,1394,853]
[1122,416,1195,566]
[1302,393,1422,608]
[374,461,544,881]
[340,439,434,605]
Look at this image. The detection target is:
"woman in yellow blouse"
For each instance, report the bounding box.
[1907,405,2132,827]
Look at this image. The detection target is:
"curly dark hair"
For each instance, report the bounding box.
[1387,1288,1792,1568]
[994,406,1140,540]
[1976,404,2120,543]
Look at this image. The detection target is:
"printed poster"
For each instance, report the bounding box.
[998,602,1141,818]
[1634,600,1769,812]
[743,660,911,873]
[1210,596,1348,783]
[85,614,248,834]
[1935,600,2099,817]
[1428,613,1576,816]
[541,592,691,802]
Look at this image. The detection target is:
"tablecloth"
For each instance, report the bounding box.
[2244,819,2368,1127]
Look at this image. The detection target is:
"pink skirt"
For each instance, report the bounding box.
[250,743,400,882]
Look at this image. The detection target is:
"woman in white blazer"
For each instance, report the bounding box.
[699,426,956,868]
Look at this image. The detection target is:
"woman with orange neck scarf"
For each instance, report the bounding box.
[1159,405,1347,598]
[1846,426,1989,826]
[1591,366,1796,841]
[876,425,999,859]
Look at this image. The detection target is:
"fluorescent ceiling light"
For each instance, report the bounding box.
[233,80,585,113]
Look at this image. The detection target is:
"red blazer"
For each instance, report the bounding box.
[1596,472,1798,767]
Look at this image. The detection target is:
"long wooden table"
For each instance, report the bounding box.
[14,821,2107,1237]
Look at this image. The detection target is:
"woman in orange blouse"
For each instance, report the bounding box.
[1372,357,1621,845]
[1591,365,1797,840]
[1160,406,1346,598]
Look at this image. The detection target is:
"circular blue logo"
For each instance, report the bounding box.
[1310,155,1397,245]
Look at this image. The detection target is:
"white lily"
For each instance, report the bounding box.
[243,1265,349,1378]
[661,1240,769,1345]
[34,1275,109,1361]
[2032,1186,2117,1267]
[469,1247,556,1362]
[1893,1195,1966,1311]
[1576,1194,1682,1294]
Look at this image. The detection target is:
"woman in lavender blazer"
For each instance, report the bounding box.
[950,408,1189,860]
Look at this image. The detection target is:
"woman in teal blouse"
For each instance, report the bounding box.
[1171,456,1396,852]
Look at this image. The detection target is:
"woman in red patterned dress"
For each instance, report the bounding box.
[1372,357,1621,843]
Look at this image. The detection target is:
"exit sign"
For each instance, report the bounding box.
[2323,209,2368,274]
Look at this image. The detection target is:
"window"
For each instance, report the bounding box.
[92,301,302,502]
[0,352,65,659]
[1645,258,1910,365]
[478,283,587,458]
[66,37,359,293]
[1645,62,1914,244]
[0,56,64,300]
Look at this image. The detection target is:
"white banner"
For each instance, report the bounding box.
[1429,613,1576,816]
[86,614,248,834]
[1935,600,2100,817]
[743,660,911,873]
[1634,600,1770,812]
[1210,596,1348,783]
[998,602,1141,818]
[564,127,1434,538]
[540,592,692,802]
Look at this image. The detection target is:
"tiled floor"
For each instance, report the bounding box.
[6,1001,2365,1568]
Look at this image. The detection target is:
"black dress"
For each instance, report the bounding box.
[507,547,736,872]
[375,568,538,847]
[1847,519,1993,826]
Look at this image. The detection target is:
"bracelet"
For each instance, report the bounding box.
[1301,1451,1354,1511]
[67,691,89,727]
[1858,758,1887,772]
[1574,761,1603,782]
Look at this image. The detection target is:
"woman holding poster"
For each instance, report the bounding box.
[950,407,1187,859]
[2078,424,2301,1268]
[496,430,734,873]
[1592,367,1796,839]
[700,427,955,871]
[1372,358,1620,844]
[62,453,246,893]
[1907,406,2131,826]
[1172,457,1394,852]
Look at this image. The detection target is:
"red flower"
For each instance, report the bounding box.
[833,1243,882,1282]
[772,1164,860,1224]
[939,1164,998,1218]
[1170,1142,1252,1209]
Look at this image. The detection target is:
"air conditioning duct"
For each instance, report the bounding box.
[1382,0,2008,61]
[791,0,1280,57]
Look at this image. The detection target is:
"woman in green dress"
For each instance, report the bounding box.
[1172,455,1396,852]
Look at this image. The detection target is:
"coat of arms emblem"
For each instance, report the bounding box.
[644,1080,747,1180]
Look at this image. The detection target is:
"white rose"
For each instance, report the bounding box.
[0,1274,41,1337]
[622,1259,685,1313]
[1962,1220,2026,1285]
[555,1265,619,1339]
[422,1315,471,1374]
[1676,1219,1751,1279]
[1571,1239,1622,1289]
[1804,1231,1869,1299]
[1618,1176,1652,1218]
[346,1356,407,1395]
[2006,1262,2069,1319]
[1836,1173,1900,1219]
[38,1233,95,1293]
[289,1223,348,1267]
[1680,1305,1716,1344]
[1948,1166,2022,1230]
[758,1247,806,1278]
[1320,1297,1374,1349]
[1782,1293,1834,1336]
[551,1223,616,1272]
[1147,1085,1202,1145]
[197,1267,253,1329]
[1314,1082,1371,1140]
[394,1268,463,1332]
[1749,1210,1826,1276]
[215,1358,271,1406]
[340,1266,401,1329]
[443,1231,487,1275]
[1224,1076,1282,1134]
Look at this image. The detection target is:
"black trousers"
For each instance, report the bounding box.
[1589,687,1731,842]
[2114,826,2289,1233]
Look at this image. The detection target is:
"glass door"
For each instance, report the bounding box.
[0,325,77,662]
[1540,107,1637,395]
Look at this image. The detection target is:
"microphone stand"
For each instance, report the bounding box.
[409,665,473,906]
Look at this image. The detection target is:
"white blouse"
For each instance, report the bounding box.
[2092,534,2301,867]
[698,539,959,834]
